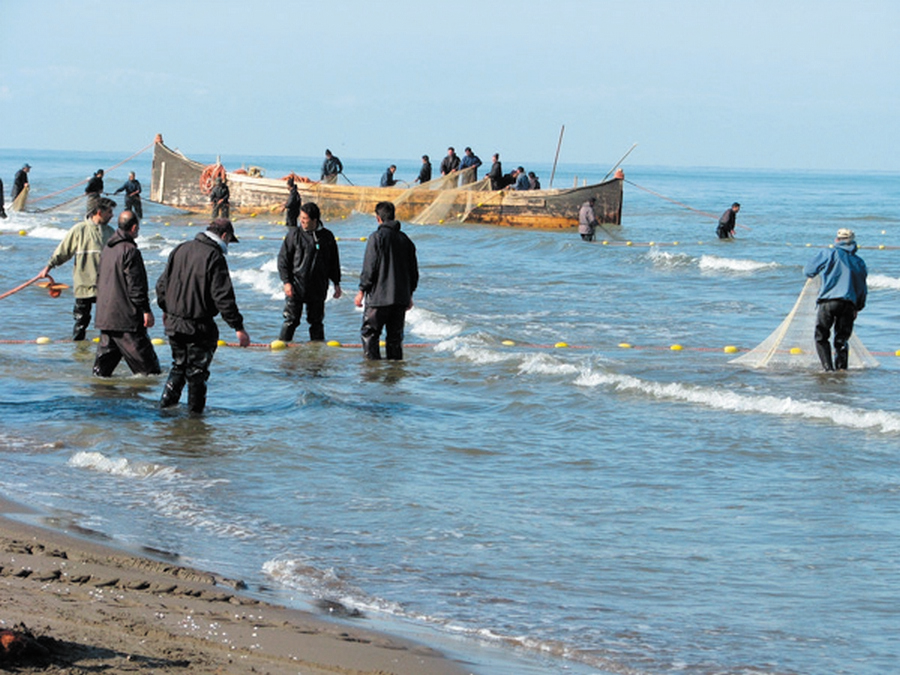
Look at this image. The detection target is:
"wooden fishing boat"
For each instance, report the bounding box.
[150,135,623,229]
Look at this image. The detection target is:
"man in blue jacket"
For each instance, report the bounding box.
[804,228,867,371]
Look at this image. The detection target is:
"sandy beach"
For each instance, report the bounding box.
[0,496,472,675]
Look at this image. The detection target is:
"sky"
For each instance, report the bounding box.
[1,0,898,171]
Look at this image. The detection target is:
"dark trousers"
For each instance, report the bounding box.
[279,294,326,342]
[160,332,218,413]
[212,202,230,219]
[93,330,161,376]
[814,299,856,371]
[73,297,96,341]
[361,304,407,360]
[580,232,594,242]
[125,196,143,220]
[717,226,733,239]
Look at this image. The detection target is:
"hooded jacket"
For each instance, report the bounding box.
[156,232,245,336]
[277,222,341,300]
[358,220,418,308]
[804,240,868,310]
[46,217,115,299]
[95,228,151,332]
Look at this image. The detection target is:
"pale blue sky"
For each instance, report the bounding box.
[2,0,898,170]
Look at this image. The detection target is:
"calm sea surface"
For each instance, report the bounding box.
[1,148,899,674]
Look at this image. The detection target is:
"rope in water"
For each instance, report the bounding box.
[625,179,752,231]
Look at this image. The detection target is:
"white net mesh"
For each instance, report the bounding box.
[730,276,878,370]
[399,168,491,225]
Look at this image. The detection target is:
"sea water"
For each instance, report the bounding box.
[1,147,899,674]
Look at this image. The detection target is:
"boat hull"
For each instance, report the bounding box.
[150,139,623,229]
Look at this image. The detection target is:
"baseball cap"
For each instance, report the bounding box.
[208,218,239,243]
[836,228,855,242]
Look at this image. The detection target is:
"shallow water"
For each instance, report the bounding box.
[1,149,899,674]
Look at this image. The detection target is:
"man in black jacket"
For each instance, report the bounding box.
[210,177,230,218]
[353,201,419,360]
[0,178,6,218]
[487,153,502,190]
[85,169,105,216]
[12,164,30,201]
[277,202,342,342]
[113,171,143,219]
[92,211,160,377]
[283,177,301,227]
[156,218,250,413]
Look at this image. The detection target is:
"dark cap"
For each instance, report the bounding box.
[23,163,31,169]
[208,218,239,243]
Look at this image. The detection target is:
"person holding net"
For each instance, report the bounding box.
[804,228,867,371]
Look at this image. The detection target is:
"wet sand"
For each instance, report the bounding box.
[0,496,472,674]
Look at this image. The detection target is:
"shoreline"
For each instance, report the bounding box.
[0,495,473,674]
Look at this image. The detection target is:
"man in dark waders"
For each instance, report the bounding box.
[804,228,867,371]
[156,218,250,413]
[354,201,419,360]
[276,202,342,342]
[717,202,740,239]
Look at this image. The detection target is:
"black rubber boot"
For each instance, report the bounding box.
[187,380,207,414]
[160,372,186,408]
[815,343,834,371]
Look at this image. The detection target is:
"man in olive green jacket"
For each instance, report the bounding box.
[39,197,117,340]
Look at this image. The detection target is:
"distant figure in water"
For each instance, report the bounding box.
[85,169,105,216]
[717,202,740,239]
[12,163,30,201]
[804,228,867,371]
[321,149,343,184]
[113,171,143,220]
[578,197,598,242]
[0,177,6,218]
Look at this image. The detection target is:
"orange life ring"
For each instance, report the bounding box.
[200,164,227,195]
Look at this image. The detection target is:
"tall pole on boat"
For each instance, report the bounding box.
[549,124,565,188]
[602,143,638,181]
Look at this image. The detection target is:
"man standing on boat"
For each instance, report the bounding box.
[113,171,143,220]
[380,165,398,187]
[283,177,301,227]
[440,147,460,176]
[210,176,230,219]
[717,202,740,239]
[459,147,482,184]
[321,150,343,184]
[38,197,117,340]
[415,155,432,184]
[804,228,867,371]
[277,202,342,343]
[487,153,502,190]
[354,201,418,361]
[92,210,161,377]
[578,197,599,242]
[85,169,105,216]
[156,218,250,413]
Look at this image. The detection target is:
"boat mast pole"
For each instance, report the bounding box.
[602,143,638,181]
[549,124,565,188]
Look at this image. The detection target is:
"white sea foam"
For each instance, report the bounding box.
[868,274,900,291]
[231,260,282,300]
[518,352,581,376]
[407,306,464,340]
[434,335,517,364]
[698,254,779,273]
[575,369,900,433]
[646,247,695,268]
[22,225,67,241]
[68,450,177,479]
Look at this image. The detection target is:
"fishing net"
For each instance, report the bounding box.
[730,276,878,369]
[395,167,492,224]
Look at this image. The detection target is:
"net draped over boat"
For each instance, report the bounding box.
[730,276,878,370]
[393,167,492,224]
